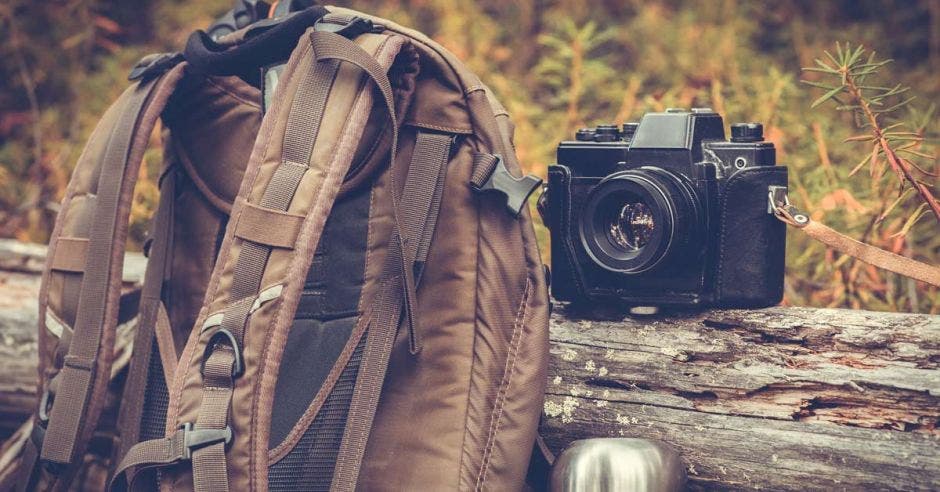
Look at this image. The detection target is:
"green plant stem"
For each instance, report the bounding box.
[843,74,940,224]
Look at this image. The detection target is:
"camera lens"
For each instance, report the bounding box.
[607,202,655,252]
[579,169,699,274]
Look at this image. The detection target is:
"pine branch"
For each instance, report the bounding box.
[801,43,940,225]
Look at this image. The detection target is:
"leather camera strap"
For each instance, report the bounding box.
[771,194,940,287]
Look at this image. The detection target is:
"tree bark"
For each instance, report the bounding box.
[0,240,938,490]
[0,239,145,438]
[541,305,940,491]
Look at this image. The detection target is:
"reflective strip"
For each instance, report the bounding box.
[45,308,70,339]
[200,284,284,332]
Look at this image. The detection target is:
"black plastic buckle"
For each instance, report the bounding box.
[470,155,543,217]
[128,52,184,82]
[313,16,384,38]
[202,328,244,378]
[180,423,233,460]
[30,416,47,451]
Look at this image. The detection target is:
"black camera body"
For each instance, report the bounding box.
[544,108,787,308]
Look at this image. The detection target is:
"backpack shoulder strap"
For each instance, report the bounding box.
[111,27,416,492]
[18,63,184,491]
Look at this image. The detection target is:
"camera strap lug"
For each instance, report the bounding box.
[767,186,808,226]
[470,153,542,217]
[768,186,940,287]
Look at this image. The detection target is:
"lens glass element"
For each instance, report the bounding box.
[607,202,655,252]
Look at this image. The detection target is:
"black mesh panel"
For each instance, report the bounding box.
[138,339,169,441]
[268,337,365,492]
[267,185,372,489]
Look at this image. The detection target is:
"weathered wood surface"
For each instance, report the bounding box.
[1,239,938,490]
[0,239,145,438]
[541,305,940,491]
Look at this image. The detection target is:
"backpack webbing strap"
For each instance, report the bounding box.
[116,166,178,467]
[399,131,453,353]
[36,76,165,474]
[187,34,347,492]
[329,132,453,488]
[111,424,232,491]
[111,30,406,492]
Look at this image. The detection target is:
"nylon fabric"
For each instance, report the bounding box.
[110,428,188,491]
[470,152,499,189]
[187,29,347,491]
[139,342,171,442]
[81,10,550,491]
[118,165,177,464]
[268,338,364,492]
[396,131,453,353]
[310,31,417,491]
[270,187,371,449]
[191,347,237,492]
[233,201,305,249]
[404,132,452,270]
[49,238,89,272]
[41,77,160,469]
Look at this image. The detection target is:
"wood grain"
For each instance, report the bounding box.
[540,305,940,490]
[0,240,937,490]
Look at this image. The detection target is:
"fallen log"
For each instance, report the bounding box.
[0,239,145,438]
[0,240,937,490]
[540,305,940,491]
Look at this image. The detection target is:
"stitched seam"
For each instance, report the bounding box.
[205,76,263,110]
[263,47,381,464]
[404,121,474,134]
[456,138,481,491]
[476,278,531,488]
[167,41,311,436]
[168,41,312,492]
[267,316,371,463]
[357,186,377,316]
[267,187,377,464]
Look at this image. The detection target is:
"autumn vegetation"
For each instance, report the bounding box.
[1,0,937,312]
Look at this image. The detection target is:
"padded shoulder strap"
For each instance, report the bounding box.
[18,64,185,491]
[113,28,415,492]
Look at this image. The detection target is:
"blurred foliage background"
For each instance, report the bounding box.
[1,0,937,312]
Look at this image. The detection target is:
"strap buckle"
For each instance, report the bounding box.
[180,423,233,460]
[128,52,183,81]
[470,154,543,217]
[313,15,384,38]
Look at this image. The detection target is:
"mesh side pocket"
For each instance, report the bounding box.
[139,339,169,441]
[268,336,365,492]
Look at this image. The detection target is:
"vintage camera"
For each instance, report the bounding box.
[542,108,788,308]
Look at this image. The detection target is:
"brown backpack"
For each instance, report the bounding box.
[15,6,549,491]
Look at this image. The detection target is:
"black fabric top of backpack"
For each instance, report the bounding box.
[184,5,328,77]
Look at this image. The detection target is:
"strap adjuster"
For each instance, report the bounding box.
[313,16,384,38]
[128,52,183,81]
[180,423,233,460]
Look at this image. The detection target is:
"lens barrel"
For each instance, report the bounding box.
[579,168,700,274]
